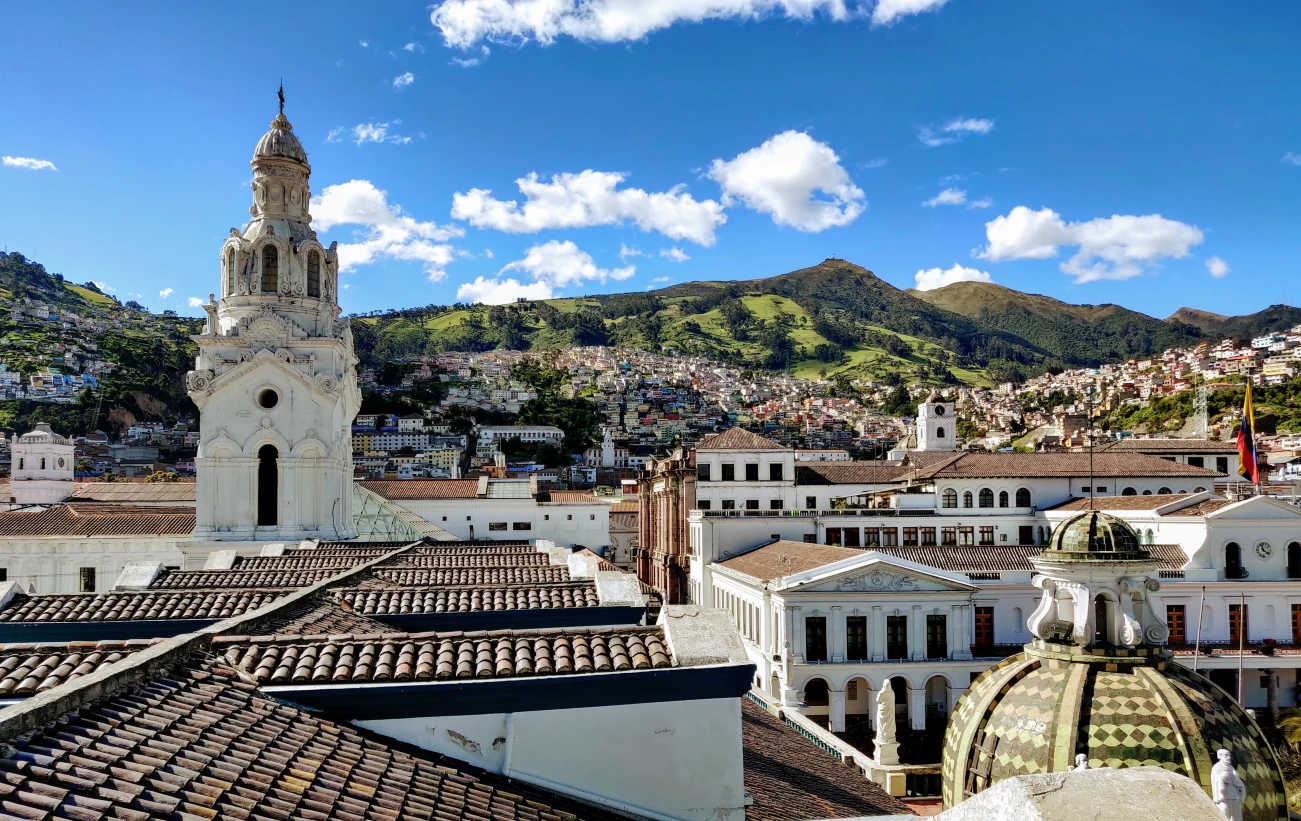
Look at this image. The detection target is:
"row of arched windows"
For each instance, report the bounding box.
[941,488,1032,509]
[1120,486,1207,496]
[222,246,323,298]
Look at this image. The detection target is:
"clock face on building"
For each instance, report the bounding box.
[935,406,945,416]
[56,457,65,468]
[1255,541,1273,559]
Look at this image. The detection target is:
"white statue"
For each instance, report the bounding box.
[1072,754,1089,771]
[874,683,896,742]
[1211,748,1246,821]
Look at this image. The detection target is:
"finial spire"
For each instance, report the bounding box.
[278,81,285,115]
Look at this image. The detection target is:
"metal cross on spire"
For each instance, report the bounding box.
[278,81,285,115]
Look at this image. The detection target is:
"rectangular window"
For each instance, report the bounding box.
[863,527,880,547]
[722,499,735,510]
[805,495,817,510]
[1167,605,1186,644]
[959,526,975,546]
[903,527,919,546]
[769,499,783,510]
[1217,456,1229,474]
[886,615,908,660]
[1095,486,1107,493]
[844,527,860,547]
[745,499,759,510]
[942,527,957,546]
[826,527,842,546]
[512,522,532,531]
[769,463,783,482]
[488,522,507,531]
[721,463,735,482]
[879,527,899,547]
[805,617,828,662]
[1292,604,1301,645]
[927,614,948,660]
[0,569,7,582]
[1187,456,1204,468]
[697,463,711,482]
[1230,603,1248,646]
[979,526,995,545]
[974,606,994,647]
[78,567,95,593]
[745,463,760,482]
[847,680,858,700]
[804,533,817,543]
[697,500,711,510]
[921,527,937,546]
[847,616,868,660]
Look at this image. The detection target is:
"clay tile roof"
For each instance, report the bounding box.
[718,541,863,581]
[0,590,287,623]
[335,583,602,615]
[742,699,910,820]
[368,566,571,586]
[0,503,195,537]
[0,660,627,821]
[383,551,552,569]
[257,596,396,636]
[215,625,673,684]
[1099,438,1238,454]
[0,639,161,696]
[1046,493,1211,513]
[609,500,639,513]
[68,480,197,503]
[1168,498,1237,516]
[795,463,913,485]
[359,479,481,500]
[231,554,367,571]
[696,427,784,450]
[546,490,599,503]
[912,451,1224,479]
[149,568,345,590]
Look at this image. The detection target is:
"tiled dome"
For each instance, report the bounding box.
[1046,509,1147,560]
[940,642,1287,820]
[253,114,308,165]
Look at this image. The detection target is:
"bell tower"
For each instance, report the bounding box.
[187,89,360,542]
[916,393,956,452]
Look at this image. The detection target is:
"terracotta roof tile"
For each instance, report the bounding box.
[718,541,863,581]
[1099,438,1238,454]
[150,568,344,589]
[913,451,1224,479]
[1169,498,1237,516]
[0,590,286,622]
[360,479,481,500]
[232,554,372,571]
[216,626,672,684]
[795,464,913,485]
[0,661,625,821]
[1046,493,1213,512]
[0,503,194,537]
[545,490,598,503]
[742,699,910,819]
[696,428,784,450]
[336,584,601,614]
[369,567,572,586]
[258,597,396,636]
[609,500,639,513]
[0,639,161,696]
[383,552,552,569]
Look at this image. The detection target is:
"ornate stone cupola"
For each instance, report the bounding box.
[940,510,1288,819]
[187,89,359,543]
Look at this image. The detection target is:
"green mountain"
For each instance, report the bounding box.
[0,252,200,438]
[1165,305,1301,339]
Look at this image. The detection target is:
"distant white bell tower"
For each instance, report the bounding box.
[10,423,75,506]
[916,393,956,452]
[187,88,360,542]
[600,427,615,468]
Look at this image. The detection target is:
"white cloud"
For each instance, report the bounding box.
[914,263,992,291]
[967,197,992,209]
[1283,152,1301,167]
[872,0,948,25]
[312,179,465,279]
[860,157,888,169]
[456,276,555,304]
[430,0,868,48]
[922,187,966,207]
[652,276,672,283]
[2,156,57,171]
[918,117,994,147]
[484,249,494,258]
[187,297,205,308]
[347,123,411,146]
[326,127,346,143]
[393,72,415,88]
[452,170,725,245]
[619,243,643,260]
[159,288,173,299]
[359,40,370,47]
[403,42,424,52]
[708,130,864,232]
[452,44,491,67]
[92,281,114,293]
[660,246,690,262]
[975,205,1205,283]
[1205,256,1230,278]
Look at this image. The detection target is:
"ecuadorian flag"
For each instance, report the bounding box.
[1237,383,1260,486]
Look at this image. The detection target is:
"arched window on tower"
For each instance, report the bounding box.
[1225,542,1244,579]
[1288,542,1301,579]
[261,246,279,294]
[307,251,320,298]
[936,426,946,439]
[257,445,278,527]
[225,248,236,296]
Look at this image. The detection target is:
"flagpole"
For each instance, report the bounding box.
[1192,585,1205,672]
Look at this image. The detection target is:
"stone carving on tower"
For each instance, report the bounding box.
[187,89,360,541]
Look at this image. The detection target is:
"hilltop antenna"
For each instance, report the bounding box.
[1194,385,1209,439]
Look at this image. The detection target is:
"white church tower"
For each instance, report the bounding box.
[916,392,956,452]
[187,89,360,542]
[10,424,75,506]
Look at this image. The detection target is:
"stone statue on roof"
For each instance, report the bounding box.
[1212,748,1246,821]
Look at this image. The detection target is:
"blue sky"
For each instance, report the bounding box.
[1,1,1299,319]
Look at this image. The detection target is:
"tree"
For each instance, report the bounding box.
[145,471,178,483]
[881,384,917,418]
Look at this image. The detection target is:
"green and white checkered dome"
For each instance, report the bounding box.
[1046,509,1150,562]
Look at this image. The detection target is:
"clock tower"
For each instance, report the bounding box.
[917,393,957,452]
[187,91,359,542]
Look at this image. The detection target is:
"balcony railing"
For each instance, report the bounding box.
[696,508,936,518]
